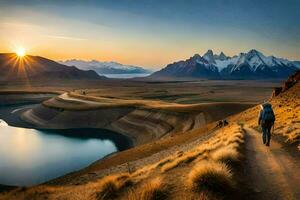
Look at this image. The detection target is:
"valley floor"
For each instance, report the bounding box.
[0,78,299,199]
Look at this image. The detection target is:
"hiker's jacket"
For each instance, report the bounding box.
[258,103,275,127]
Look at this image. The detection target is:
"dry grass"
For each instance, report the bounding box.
[124,177,169,200]
[160,124,244,173]
[188,161,234,194]
[95,173,132,200]
[160,149,205,172]
[160,157,184,172]
[131,164,158,179]
[225,134,244,146]
[286,131,300,143]
[154,157,174,168]
[211,147,240,163]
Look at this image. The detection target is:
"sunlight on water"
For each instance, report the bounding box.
[0,125,117,186]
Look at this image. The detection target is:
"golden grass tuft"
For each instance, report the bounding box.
[160,157,185,172]
[211,147,240,163]
[125,177,169,200]
[286,131,300,143]
[155,157,174,168]
[225,135,244,146]
[188,161,234,194]
[161,150,204,172]
[96,173,132,200]
[131,164,157,179]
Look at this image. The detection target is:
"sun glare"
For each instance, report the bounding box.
[16,47,26,57]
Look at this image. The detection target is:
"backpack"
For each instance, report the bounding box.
[261,104,275,124]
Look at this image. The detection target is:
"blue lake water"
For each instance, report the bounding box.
[0,124,130,186]
[103,73,151,78]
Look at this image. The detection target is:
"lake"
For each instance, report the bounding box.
[0,97,131,186]
[103,73,151,78]
[0,124,132,186]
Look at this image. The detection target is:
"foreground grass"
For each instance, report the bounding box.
[96,173,132,200]
[124,177,169,200]
[188,161,233,194]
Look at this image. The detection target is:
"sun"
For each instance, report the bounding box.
[16,47,26,57]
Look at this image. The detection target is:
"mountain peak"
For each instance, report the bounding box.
[192,53,201,59]
[204,49,214,56]
[247,49,262,56]
[219,51,226,57]
[218,52,228,60]
[203,50,216,64]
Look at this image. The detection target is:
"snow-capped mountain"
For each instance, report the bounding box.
[293,61,300,68]
[150,53,220,78]
[59,59,152,75]
[203,49,216,64]
[217,49,298,78]
[214,52,229,61]
[150,49,298,79]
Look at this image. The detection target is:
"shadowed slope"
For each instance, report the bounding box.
[0,53,102,81]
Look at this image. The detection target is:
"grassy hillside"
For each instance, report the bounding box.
[229,76,300,151]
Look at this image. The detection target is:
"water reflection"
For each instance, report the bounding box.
[0,125,119,186]
[0,119,8,126]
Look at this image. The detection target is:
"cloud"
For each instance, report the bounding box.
[43,34,87,41]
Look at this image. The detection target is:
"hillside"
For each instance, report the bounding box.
[0,53,103,81]
[20,92,252,145]
[150,49,298,79]
[230,70,300,150]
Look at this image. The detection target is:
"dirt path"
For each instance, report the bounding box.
[244,127,300,200]
[60,93,100,105]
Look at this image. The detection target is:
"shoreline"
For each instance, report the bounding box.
[0,101,135,188]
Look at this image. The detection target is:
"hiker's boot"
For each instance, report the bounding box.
[266,142,270,146]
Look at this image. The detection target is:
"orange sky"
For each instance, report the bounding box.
[0,2,299,69]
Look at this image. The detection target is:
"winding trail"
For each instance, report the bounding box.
[244,127,300,200]
[59,93,100,105]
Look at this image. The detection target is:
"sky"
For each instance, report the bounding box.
[0,0,299,69]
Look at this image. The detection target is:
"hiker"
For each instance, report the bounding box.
[216,119,229,128]
[258,102,275,146]
[217,120,223,127]
[223,119,229,126]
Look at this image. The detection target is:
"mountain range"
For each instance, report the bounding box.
[150,49,299,79]
[0,53,102,81]
[59,59,152,75]
[1,51,298,81]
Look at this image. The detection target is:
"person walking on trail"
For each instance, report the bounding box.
[258,102,275,146]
